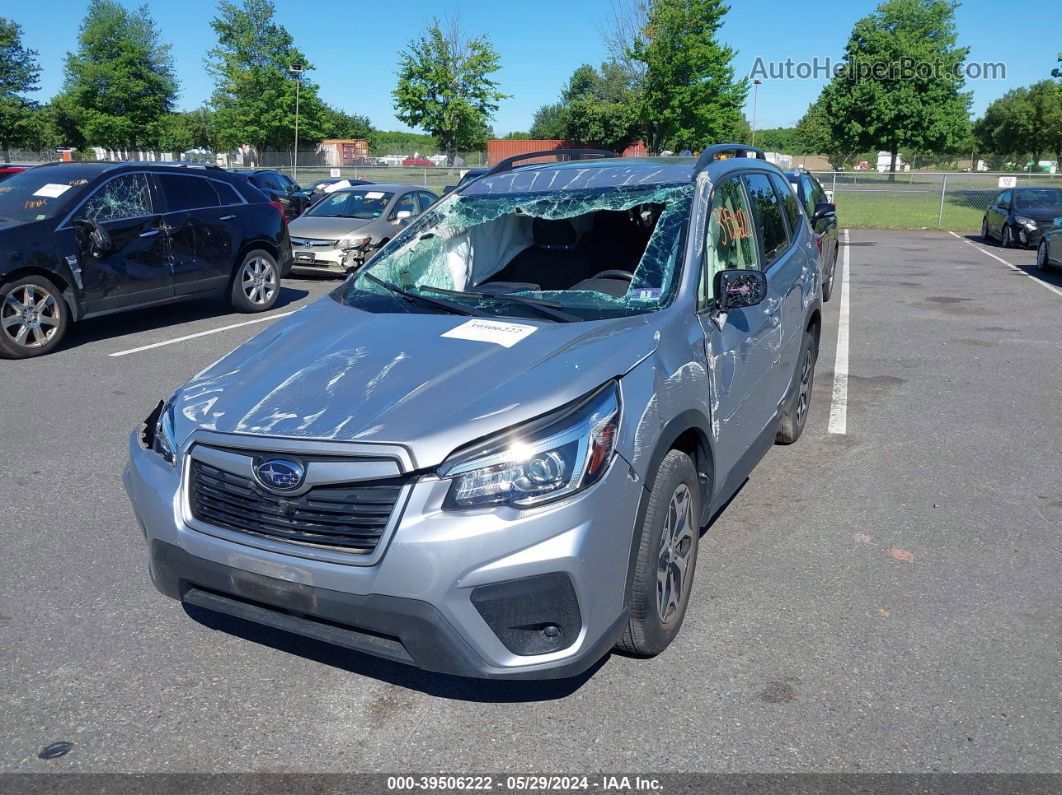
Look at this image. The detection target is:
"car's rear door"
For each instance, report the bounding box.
[156,172,240,296]
[697,174,779,476]
[801,173,837,275]
[68,172,173,314]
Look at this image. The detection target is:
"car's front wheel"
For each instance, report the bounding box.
[1001,224,1014,248]
[1037,240,1052,271]
[981,217,991,241]
[230,250,280,312]
[617,449,701,657]
[776,329,818,444]
[0,275,70,359]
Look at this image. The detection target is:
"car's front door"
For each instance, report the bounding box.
[157,173,239,295]
[990,191,1011,236]
[697,174,780,479]
[69,172,173,314]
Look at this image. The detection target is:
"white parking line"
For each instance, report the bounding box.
[108,310,299,357]
[947,231,1062,298]
[828,229,851,435]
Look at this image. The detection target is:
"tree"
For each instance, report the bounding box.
[0,17,43,159]
[821,0,971,178]
[502,131,531,139]
[1053,53,1061,79]
[630,0,748,153]
[975,82,1062,169]
[61,1,178,151]
[393,15,507,164]
[557,62,640,151]
[158,107,217,155]
[529,103,567,139]
[795,99,861,169]
[368,129,437,155]
[754,127,802,153]
[207,0,328,162]
[322,107,373,140]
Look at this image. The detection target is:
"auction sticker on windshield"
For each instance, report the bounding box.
[442,319,537,347]
[33,184,72,198]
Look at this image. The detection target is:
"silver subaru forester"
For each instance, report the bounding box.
[124,146,823,679]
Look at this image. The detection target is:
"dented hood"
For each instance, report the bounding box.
[174,297,660,469]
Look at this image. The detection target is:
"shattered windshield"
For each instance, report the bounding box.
[0,168,96,224]
[333,182,694,321]
[308,190,394,219]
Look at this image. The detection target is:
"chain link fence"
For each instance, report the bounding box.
[271,165,482,195]
[810,171,1062,231]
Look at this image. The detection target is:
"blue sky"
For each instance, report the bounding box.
[11,0,1058,135]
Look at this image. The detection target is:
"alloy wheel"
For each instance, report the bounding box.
[1037,242,1047,270]
[1,283,61,350]
[795,347,814,423]
[241,257,277,305]
[656,484,695,623]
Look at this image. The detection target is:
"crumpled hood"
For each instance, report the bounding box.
[174,297,660,469]
[288,216,372,240]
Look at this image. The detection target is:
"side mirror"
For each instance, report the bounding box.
[714,269,768,311]
[812,202,836,221]
[393,209,413,224]
[73,218,112,257]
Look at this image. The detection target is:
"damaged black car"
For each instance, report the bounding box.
[0,161,293,359]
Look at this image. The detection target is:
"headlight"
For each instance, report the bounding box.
[1014,216,1036,228]
[440,382,620,509]
[339,235,370,250]
[142,397,177,465]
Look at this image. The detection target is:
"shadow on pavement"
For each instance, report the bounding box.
[56,286,310,352]
[959,235,1062,290]
[184,602,606,702]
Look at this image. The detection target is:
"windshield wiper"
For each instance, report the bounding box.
[419,286,581,323]
[361,273,484,316]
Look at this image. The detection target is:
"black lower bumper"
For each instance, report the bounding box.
[149,540,622,680]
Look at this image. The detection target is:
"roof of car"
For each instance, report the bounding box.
[463,155,781,196]
[331,182,434,193]
[22,161,239,179]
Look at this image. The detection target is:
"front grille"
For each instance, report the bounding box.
[189,460,402,554]
[290,237,335,248]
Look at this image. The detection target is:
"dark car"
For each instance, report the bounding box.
[1036,217,1062,272]
[982,186,1062,249]
[785,168,838,301]
[231,169,309,219]
[0,161,293,359]
[304,177,373,205]
[442,167,487,195]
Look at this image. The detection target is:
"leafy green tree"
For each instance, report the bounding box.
[755,127,802,153]
[795,99,861,169]
[393,15,507,164]
[0,17,43,159]
[556,62,639,151]
[61,1,178,151]
[322,107,373,140]
[368,129,437,155]
[976,81,1062,169]
[502,131,531,140]
[821,0,971,177]
[630,0,748,153]
[158,107,217,155]
[207,0,328,162]
[1053,53,1061,79]
[529,103,567,139]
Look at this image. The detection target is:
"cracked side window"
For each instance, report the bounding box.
[74,174,153,223]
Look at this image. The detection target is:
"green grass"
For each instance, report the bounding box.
[833,190,985,231]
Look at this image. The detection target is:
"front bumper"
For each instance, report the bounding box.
[1015,224,1049,248]
[123,431,643,679]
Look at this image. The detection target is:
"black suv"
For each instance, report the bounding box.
[0,162,293,359]
[231,169,309,219]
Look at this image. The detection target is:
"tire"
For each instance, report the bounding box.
[230,249,280,313]
[616,450,701,657]
[1037,240,1052,272]
[1001,224,1013,248]
[0,275,70,359]
[821,254,835,302]
[776,329,818,444]
[981,217,991,241]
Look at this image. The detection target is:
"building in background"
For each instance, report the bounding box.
[318,139,369,167]
[487,139,648,165]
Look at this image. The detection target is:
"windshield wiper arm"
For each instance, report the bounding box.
[419,286,581,323]
[361,273,483,316]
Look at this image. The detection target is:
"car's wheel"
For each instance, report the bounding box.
[0,275,70,359]
[230,249,280,313]
[776,329,818,444]
[616,449,701,657]
[1001,224,1013,248]
[981,216,991,241]
[1037,240,1052,271]
[821,256,835,302]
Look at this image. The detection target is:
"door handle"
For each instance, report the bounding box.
[139,228,160,238]
[219,214,236,221]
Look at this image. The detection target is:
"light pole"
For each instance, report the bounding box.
[289,63,303,183]
[751,79,762,147]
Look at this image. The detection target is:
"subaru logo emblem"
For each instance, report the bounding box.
[254,458,305,492]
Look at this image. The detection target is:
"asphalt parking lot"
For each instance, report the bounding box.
[1,230,1059,773]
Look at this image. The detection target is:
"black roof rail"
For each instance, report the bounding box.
[485,148,620,177]
[692,143,766,177]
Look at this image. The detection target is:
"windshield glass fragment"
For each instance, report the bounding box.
[333,182,694,321]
